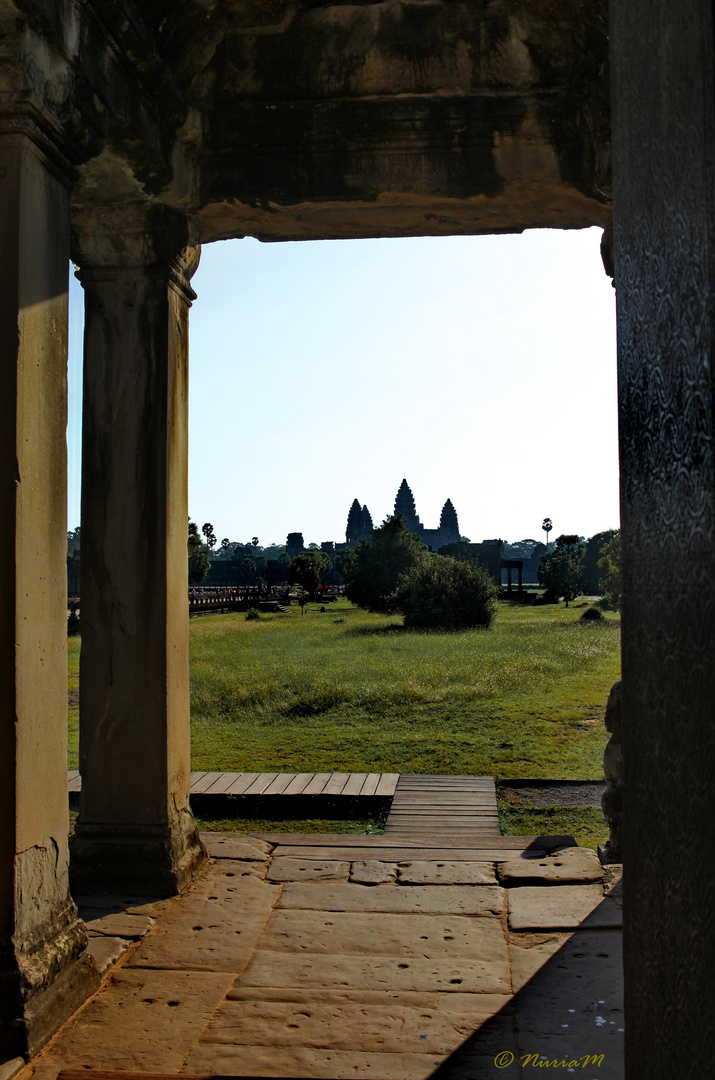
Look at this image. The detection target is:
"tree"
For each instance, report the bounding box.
[277,552,292,574]
[288,550,331,592]
[392,554,498,630]
[202,522,217,551]
[333,548,356,584]
[67,526,81,556]
[537,534,585,606]
[542,518,553,550]
[598,531,621,610]
[581,529,618,594]
[241,556,257,583]
[188,520,210,584]
[344,514,426,613]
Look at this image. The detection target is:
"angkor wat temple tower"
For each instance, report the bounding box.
[345,499,374,544]
[345,481,461,549]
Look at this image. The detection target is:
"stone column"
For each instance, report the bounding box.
[70,209,206,895]
[0,127,99,1058]
[611,2,715,1075]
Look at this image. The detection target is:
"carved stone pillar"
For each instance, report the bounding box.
[611,2,715,1075]
[70,208,206,895]
[0,125,100,1057]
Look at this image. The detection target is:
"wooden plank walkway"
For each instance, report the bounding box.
[67,771,575,860]
[67,770,400,798]
[256,775,576,861]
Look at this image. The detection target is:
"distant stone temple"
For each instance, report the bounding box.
[345,479,461,550]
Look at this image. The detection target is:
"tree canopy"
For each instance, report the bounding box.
[288,549,332,592]
[537,534,585,606]
[598,531,621,610]
[188,520,210,584]
[581,529,618,594]
[344,514,426,613]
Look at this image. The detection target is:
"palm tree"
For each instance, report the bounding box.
[542,517,553,551]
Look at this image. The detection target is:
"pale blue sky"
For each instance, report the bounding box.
[67,226,619,547]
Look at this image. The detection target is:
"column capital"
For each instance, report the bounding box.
[72,203,198,300]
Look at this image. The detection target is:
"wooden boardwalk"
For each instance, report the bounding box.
[67,769,399,797]
[66,770,574,860]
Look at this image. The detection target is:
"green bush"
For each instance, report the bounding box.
[245,607,260,621]
[391,554,498,630]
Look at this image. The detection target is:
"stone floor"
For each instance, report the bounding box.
[16,835,624,1080]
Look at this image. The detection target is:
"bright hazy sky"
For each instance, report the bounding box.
[67,226,619,548]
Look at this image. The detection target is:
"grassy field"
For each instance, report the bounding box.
[67,598,620,845]
[186,598,619,779]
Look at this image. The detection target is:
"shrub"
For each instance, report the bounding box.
[580,605,605,622]
[245,607,260,621]
[391,554,498,630]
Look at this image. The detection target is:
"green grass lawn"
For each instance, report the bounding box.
[186,598,619,779]
[67,598,619,845]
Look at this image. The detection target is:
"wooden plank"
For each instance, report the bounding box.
[242,772,279,795]
[342,773,368,796]
[225,772,261,795]
[67,771,82,793]
[375,772,400,796]
[302,772,333,795]
[252,832,549,848]
[207,771,243,794]
[283,772,316,796]
[396,778,494,786]
[191,771,223,794]
[189,771,206,787]
[323,773,350,795]
[262,772,296,795]
[360,772,381,796]
[269,846,547,861]
[389,812,500,818]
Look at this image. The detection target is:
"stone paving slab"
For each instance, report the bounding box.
[396,861,497,886]
[266,858,350,883]
[83,912,154,939]
[27,969,235,1076]
[507,932,573,993]
[256,910,505,960]
[278,882,505,916]
[237,948,511,994]
[225,986,512,1013]
[198,991,514,1054]
[84,935,132,975]
[511,929,624,1077]
[349,860,398,884]
[200,832,272,860]
[181,1042,450,1078]
[498,846,604,886]
[508,884,605,930]
[74,895,173,918]
[127,862,280,972]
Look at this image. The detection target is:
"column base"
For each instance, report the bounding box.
[69,814,207,896]
[0,908,100,1060]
